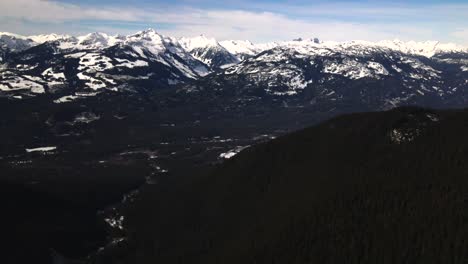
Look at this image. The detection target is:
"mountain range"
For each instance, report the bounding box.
[1,29,467,109]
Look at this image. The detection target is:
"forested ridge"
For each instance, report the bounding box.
[98,107,468,264]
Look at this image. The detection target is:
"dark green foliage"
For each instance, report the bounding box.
[116,107,468,264]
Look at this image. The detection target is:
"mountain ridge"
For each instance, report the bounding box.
[1,28,467,115]
[1,30,467,58]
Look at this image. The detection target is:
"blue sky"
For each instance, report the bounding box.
[0,0,467,44]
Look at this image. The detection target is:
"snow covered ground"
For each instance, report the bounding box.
[26,146,57,153]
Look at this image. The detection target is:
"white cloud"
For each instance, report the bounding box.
[0,0,147,22]
[254,2,468,20]
[0,0,466,45]
[156,10,431,42]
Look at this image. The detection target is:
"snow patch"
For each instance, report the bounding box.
[115,58,148,68]
[78,53,114,71]
[71,112,100,124]
[77,72,107,90]
[64,52,86,58]
[324,59,378,79]
[54,95,79,103]
[105,215,125,230]
[220,146,250,159]
[0,77,45,93]
[26,146,57,153]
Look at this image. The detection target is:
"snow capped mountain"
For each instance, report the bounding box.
[0,28,221,99]
[125,29,171,54]
[37,32,122,51]
[0,40,206,97]
[28,34,74,44]
[189,41,467,112]
[0,32,36,52]
[220,40,268,60]
[221,45,441,92]
[0,28,467,111]
[222,38,467,60]
[376,40,467,57]
[247,39,468,59]
[3,30,467,59]
[180,35,239,69]
[180,35,219,51]
[124,29,209,77]
[219,40,256,56]
[76,32,122,50]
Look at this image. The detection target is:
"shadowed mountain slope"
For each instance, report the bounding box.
[108,107,468,264]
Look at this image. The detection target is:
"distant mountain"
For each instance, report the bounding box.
[0,29,212,98]
[186,41,468,112]
[124,29,209,77]
[219,40,263,60]
[375,39,467,57]
[0,32,36,52]
[180,35,240,69]
[28,33,75,45]
[0,29,467,113]
[116,107,468,264]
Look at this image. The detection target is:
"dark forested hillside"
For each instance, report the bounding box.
[103,107,468,264]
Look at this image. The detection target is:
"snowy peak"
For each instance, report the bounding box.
[219,40,260,59]
[125,28,182,48]
[77,32,121,49]
[124,29,210,77]
[376,39,467,57]
[179,35,239,69]
[127,28,163,42]
[179,35,219,51]
[124,28,169,54]
[219,40,283,60]
[27,32,122,51]
[124,28,188,59]
[28,34,74,44]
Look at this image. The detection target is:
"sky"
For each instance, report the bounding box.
[0,0,467,44]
